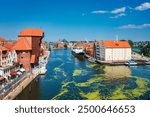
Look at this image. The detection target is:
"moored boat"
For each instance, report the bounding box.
[72,47,85,56]
[125,60,137,66]
[145,60,150,65]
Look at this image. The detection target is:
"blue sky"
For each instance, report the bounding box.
[0,0,150,41]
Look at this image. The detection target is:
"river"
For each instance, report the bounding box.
[16,49,150,100]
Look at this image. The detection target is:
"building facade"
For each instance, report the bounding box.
[95,40,131,62]
[13,28,44,71]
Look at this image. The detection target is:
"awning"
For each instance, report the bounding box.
[10,72,17,75]
[17,72,22,75]
[0,77,5,81]
[20,68,25,72]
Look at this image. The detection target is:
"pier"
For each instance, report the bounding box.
[84,53,150,66]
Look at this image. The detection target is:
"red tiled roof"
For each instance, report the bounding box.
[0,37,7,42]
[4,42,14,50]
[18,28,44,37]
[103,40,131,48]
[0,46,9,51]
[13,38,32,50]
[30,55,35,63]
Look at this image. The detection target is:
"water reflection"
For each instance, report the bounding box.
[104,66,131,79]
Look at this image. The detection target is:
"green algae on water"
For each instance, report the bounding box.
[54,67,67,77]
[54,67,62,72]
[128,77,150,98]
[87,63,97,68]
[108,77,150,99]
[52,88,69,100]
[76,74,104,87]
[108,85,127,100]
[80,91,102,100]
[62,81,74,88]
[73,69,83,77]
[53,75,58,79]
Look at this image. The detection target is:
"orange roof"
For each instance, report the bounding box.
[18,28,44,37]
[13,38,32,50]
[30,55,35,63]
[4,42,14,50]
[103,40,130,48]
[0,37,7,42]
[0,46,9,51]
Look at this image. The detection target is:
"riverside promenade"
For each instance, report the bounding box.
[0,67,40,100]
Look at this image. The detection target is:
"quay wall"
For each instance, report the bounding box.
[0,68,40,100]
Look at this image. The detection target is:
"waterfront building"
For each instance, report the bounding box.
[13,28,44,71]
[95,40,131,63]
[55,42,65,49]
[84,43,95,57]
[0,41,18,79]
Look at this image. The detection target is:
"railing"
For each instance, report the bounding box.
[0,72,27,94]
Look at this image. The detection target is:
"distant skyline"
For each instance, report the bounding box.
[0,0,150,41]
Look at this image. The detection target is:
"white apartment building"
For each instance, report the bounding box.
[95,40,131,62]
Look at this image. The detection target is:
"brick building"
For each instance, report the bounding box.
[13,28,44,71]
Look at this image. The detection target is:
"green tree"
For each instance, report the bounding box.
[128,40,133,47]
[141,43,150,57]
[64,43,68,49]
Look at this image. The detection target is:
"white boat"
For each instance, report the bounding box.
[72,47,85,56]
[125,60,137,66]
[145,60,150,65]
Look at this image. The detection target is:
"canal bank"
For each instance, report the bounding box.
[0,67,40,100]
[16,49,150,100]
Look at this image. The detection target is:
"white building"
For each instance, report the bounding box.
[95,40,131,62]
[0,45,18,79]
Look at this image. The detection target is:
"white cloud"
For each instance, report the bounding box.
[110,13,126,19]
[91,10,108,14]
[119,24,150,29]
[135,2,150,11]
[91,7,126,16]
[111,7,126,14]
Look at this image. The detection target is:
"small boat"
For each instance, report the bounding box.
[72,47,85,56]
[145,60,150,65]
[125,60,137,66]
[88,57,96,63]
